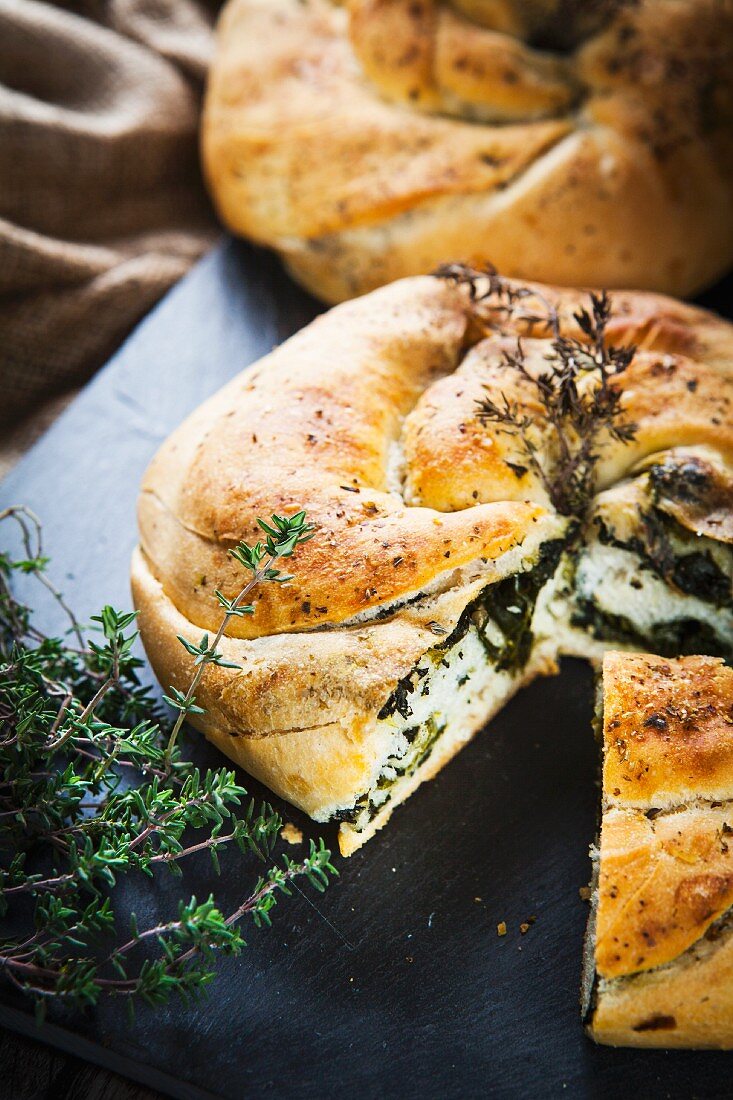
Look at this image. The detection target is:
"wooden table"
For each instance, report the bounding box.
[0,1029,162,1100]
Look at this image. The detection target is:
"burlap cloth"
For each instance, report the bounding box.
[0,0,221,477]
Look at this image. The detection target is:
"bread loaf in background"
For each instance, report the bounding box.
[202,0,733,302]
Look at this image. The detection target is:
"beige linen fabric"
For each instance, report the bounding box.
[0,0,219,458]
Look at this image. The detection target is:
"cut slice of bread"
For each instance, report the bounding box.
[584,652,733,1049]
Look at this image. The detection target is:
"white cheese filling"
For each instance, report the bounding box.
[337,614,538,835]
[333,529,731,841]
[572,542,733,639]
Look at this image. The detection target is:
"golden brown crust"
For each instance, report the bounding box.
[590,653,733,1048]
[138,276,555,640]
[139,276,733,641]
[135,273,581,837]
[131,532,554,820]
[202,0,733,302]
[348,0,578,122]
[595,805,733,980]
[602,653,733,807]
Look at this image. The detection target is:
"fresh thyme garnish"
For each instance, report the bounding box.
[436,264,638,518]
[0,505,334,1021]
[164,509,315,765]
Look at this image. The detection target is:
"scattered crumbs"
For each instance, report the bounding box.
[520,923,530,935]
[406,956,414,964]
[392,867,397,873]
[520,917,536,935]
[280,822,303,845]
[474,896,482,903]
[579,885,592,901]
[428,911,435,928]
[497,921,507,937]
[349,977,354,982]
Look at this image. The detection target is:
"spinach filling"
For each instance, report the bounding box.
[378,538,564,722]
[595,512,731,610]
[468,538,565,672]
[332,717,445,826]
[572,599,731,662]
[579,498,732,659]
[334,456,732,835]
[336,540,565,829]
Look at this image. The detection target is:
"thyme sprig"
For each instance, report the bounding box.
[164,509,315,764]
[437,264,637,518]
[0,506,334,1021]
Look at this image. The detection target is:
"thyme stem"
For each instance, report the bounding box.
[164,555,276,767]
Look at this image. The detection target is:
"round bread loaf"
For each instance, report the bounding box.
[132,271,733,854]
[202,0,733,302]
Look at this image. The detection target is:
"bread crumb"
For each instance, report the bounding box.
[497,921,507,937]
[280,822,303,845]
[579,885,591,901]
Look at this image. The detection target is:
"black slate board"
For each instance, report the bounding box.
[2,241,732,1100]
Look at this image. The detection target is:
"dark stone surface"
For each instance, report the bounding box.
[1,241,731,1100]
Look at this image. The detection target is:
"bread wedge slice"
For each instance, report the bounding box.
[584,652,733,1048]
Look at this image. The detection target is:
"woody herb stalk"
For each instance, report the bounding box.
[436,264,638,519]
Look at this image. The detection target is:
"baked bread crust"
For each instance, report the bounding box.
[132,273,733,857]
[602,652,733,807]
[132,547,561,849]
[133,275,564,844]
[588,653,733,1049]
[202,0,733,302]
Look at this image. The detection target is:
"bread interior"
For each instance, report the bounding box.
[336,538,564,852]
[549,456,732,662]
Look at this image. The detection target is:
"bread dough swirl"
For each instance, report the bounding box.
[202,0,733,302]
[132,273,733,853]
